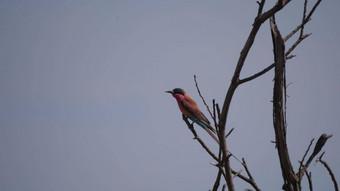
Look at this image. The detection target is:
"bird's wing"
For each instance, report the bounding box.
[180,98,215,133]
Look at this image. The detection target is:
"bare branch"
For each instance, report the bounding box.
[256,0,291,24]
[298,138,315,186]
[226,128,234,138]
[297,134,333,179]
[212,170,222,191]
[285,33,311,57]
[256,0,266,17]
[231,169,261,191]
[242,158,254,181]
[284,0,322,42]
[300,0,308,37]
[238,63,275,85]
[305,170,313,191]
[212,99,219,131]
[316,152,339,191]
[194,75,214,119]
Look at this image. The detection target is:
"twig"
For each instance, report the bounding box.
[297,134,333,179]
[212,170,222,191]
[232,169,243,179]
[285,33,311,57]
[242,158,254,181]
[305,170,313,191]
[256,0,266,17]
[300,0,308,37]
[316,152,339,191]
[194,75,214,119]
[284,0,322,41]
[226,128,234,138]
[298,138,315,187]
[212,99,219,133]
[231,169,261,191]
[238,63,275,85]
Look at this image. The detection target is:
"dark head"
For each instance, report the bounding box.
[165,88,185,95]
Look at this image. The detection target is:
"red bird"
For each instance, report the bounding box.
[166,88,219,143]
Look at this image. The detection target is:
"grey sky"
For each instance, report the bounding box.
[1,1,339,190]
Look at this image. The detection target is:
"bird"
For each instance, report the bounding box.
[166,88,219,144]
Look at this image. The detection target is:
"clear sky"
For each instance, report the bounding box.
[1,1,339,191]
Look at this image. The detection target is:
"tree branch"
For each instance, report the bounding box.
[316,152,339,191]
[298,138,314,187]
[297,134,333,180]
[284,0,322,42]
[194,75,214,119]
[212,170,222,191]
[231,169,261,191]
[306,170,313,191]
[238,63,275,85]
[218,2,293,190]
[271,16,299,191]
[238,0,323,86]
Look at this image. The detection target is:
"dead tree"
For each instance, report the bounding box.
[180,1,337,191]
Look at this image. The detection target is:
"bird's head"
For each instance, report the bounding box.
[166,88,184,95]
[166,88,186,100]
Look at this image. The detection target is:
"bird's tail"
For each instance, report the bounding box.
[204,127,220,144]
[188,116,220,144]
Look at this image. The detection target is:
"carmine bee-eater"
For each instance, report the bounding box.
[166,88,219,144]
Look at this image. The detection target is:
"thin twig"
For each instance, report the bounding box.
[300,0,308,37]
[212,99,219,133]
[242,158,254,181]
[231,169,261,191]
[212,170,222,191]
[256,0,266,17]
[226,128,234,138]
[298,138,315,186]
[238,63,275,85]
[305,170,313,191]
[316,152,339,191]
[297,134,333,179]
[284,0,322,41]
[285,33,311,57]
[194,75,214,119]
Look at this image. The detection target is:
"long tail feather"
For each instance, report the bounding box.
[204,127,220,144]
[189,116,219,144]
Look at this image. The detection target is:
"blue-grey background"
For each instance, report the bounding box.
[1,1,339,190]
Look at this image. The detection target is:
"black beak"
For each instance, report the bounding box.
[165,90,173,94]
